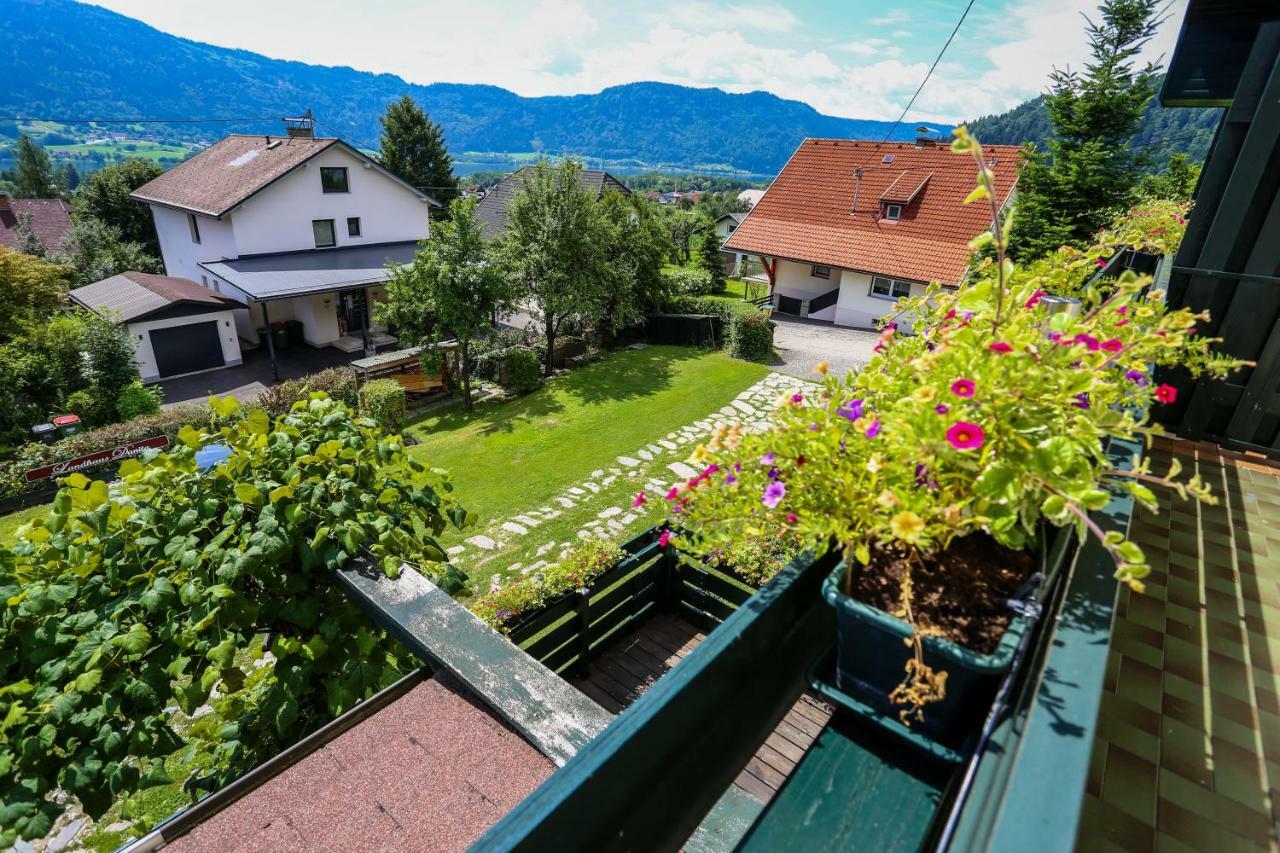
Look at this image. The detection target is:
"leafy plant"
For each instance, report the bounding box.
[358,378,406,431]
[64,388,115,428]
[697,230,728,292]
[727,312,774,361]
[501,347,541,394]
[116,381,163,422]
[0,393,471,842]
[472,541,625,632]
[663,267,717,297]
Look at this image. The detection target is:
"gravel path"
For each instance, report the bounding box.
[769,314,881,381]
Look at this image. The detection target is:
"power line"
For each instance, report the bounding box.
[0,115,288,124]
[876,0,976,146]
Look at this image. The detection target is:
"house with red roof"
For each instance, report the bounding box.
[0,194,73,255]
[724,136,1020,329]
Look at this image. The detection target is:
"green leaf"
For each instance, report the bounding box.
[964,184,989,204]
[269,484,294,503]
[974,465,1015,500]
[206,638,236,669]
[234,483,262,505]
[177,424,204,449]
[74,669,102,693]
[274,699,299,736]
[210,395,240,418]
[1032,436,1076,476]
[244,408,270,435]
[111,624,152,655]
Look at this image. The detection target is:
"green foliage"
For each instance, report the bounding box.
[74,159,165,253]
[64,388,115,429]
[377,95,457,214]
[697,232,727,292]
[0,394,470,843]
[659,207,699,264]
[358,379,406,432]
[13,135,61,199]
[80,311,140,398]
[1136,153,1201,202]
[0,246,70,329]
[1008,0,1163,261]
[54,218,161,287]
[701,534,801,588]
[501,347,541,394]
[13,212,48,257]
[726,312,775,361]
[472,541,624,631]
[664,266,717,297]
[595,191,671,333]
[379,197,509,409]
[115,381,163,422]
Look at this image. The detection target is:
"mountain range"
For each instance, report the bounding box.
[3,0,936,176]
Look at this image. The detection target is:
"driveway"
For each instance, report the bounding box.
[158,345,357,408]
[768,314,880,381]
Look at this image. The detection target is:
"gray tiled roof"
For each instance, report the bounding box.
[475,167,632,238]
[70,271,237,322]
[200,241,420,300]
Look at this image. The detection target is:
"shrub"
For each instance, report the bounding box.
[706,534,802,587]
[472,541,625,631]
[502,347,542,394]
[728,312,775,361]
[63,388,115,428]
[116,380,163,421]
[359,378,406,431]
[0,394,471,842]
[255,367,358,416]
[662,266,718,297]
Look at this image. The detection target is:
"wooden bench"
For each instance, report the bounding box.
[391,373,445,394]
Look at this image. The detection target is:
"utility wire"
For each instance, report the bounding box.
[0,115,288,124]
[876,0,976,146]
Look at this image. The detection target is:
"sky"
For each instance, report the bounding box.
[85,0,1189,123]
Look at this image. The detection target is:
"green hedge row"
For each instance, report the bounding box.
[358,378,406,431]
[660,296,775,361]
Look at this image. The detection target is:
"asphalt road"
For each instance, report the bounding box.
[768,314,881,381]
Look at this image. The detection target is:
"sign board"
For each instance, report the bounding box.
[23,436,170,483]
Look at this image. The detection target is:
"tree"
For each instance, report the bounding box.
[697,224,727,292]
[80,309,140,399]
[378,96,457,215]
[1137,152,1201,202]
[379,199,508,409]
[660,206,698,264]
[13,135,60,199]
[75,159,164,253]
[1007,0,1161,261]
[13,211,47,257]
[500,161,610,377]
[0,245,69,328]
[596,191,671,337]
[53,217,162,287]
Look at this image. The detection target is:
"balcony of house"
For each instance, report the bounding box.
[765,258,927,332]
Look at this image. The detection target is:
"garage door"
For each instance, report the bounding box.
[150,321,225,377]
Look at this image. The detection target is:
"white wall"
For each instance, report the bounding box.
[290,293,341,346]
[230,146,430,257]
[152,206,237,284]
[833,272,927,331]
[773,259,844,301]
[127,310,242,383]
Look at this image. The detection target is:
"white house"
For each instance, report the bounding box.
[724,137,1020,329]
[130,129,439,378]
[712,212,748,275]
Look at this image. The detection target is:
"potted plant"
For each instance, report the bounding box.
[662,129,1244,749]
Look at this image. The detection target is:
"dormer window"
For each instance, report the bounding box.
[320,167,349,193]
[883,204,902,221]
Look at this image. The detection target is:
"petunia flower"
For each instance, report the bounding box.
[838,399,865,422]
[988,342,1013,353]
[865,421,882,439]
[759,452,776,466]
[1072,392,1091,410]
[790,392,804,404]
[951,378,975,397]
[814,360,831,375]
[762,481,786,508]
[889,510,925,543]
[725,474,737,485]
[946,421,986,450]
[1125,369,1148,387]
[1025,290,1046,308]
[935,403,950,415]
[1073,333,1101,352]
[1155,384,1178,404]
[808,423,820,431]
[658,529,672,548]
[1101,338,1124,353]
[632,491,646,509]
[786,513,798,524]
[665,487,680,501]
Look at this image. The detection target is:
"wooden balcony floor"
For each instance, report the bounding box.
[569,612,833,803]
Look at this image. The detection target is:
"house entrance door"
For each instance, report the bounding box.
[338,289,368,336]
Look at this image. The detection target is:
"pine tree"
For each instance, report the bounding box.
[1007,0,1160,261]
[698,226,727,292]
[377,96,457,216]
[14,136,60,199]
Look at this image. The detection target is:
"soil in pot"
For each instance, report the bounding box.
[845,533,1036,654]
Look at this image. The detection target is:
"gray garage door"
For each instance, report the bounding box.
[150,321,225,378]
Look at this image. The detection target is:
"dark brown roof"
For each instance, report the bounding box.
[166,673,553,851]
[724,139,1021,285]
[475,166,631,238]
[69,271,237,322]
[0,197,73,253]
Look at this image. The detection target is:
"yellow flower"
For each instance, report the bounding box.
[689,444,709,464]
[889,510,925,543]
[866,454,884,474]
[912,385,936,403]
[814,360,831,376]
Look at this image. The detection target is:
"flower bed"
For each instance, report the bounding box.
[473,541,625,632]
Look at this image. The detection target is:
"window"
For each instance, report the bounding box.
[188,213,201,244]
[320,167,349,193]
[883,204,903,221]
[312,219,337,248]
[728,224,737,233]
[347,216,361,237]
[869,276,912,300]
[810,264,832,280]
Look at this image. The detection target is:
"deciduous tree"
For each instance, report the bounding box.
[697,225,727,292]
[75,159,164,253]
[595,191,671,337]
[53,218,161,287]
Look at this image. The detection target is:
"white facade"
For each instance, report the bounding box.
[770,259,928,330]
[126,309,243,382]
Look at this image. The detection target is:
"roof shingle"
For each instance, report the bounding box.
[724,139,1022,285]
[70,271,237,322]
[476,167,631,238]
[0,198,73,253]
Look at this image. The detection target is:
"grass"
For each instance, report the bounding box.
[0,503,48,546]
[404,345,771,587]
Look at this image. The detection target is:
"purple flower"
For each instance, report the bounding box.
[914,464,938,490]
[1125,370,1148,387]
[935,403,950,415]
[791,393,804,404]
[926,341,937,351]
[865,421,881,438]
[759,452,776,466]
[725,474,737,485]
[838,398,865,422]
[1072,392,1091,410]
[762,481,786,508]
[808,422,820,431]
[768,466,781,480]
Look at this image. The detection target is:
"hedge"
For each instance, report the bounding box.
[662,267,718,297]
[359,378,406,431]
[502,347,542,394]
[0,367,359,500]
[659,296,775,361]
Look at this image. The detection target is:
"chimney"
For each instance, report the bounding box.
[914,125,939,147]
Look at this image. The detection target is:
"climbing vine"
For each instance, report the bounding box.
[0,393,470,843]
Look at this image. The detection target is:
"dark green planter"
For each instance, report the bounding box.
[820,528,1069,752]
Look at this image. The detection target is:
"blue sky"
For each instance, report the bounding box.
[87,0,1188,122]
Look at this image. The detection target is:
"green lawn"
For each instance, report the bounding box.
[0,503,47,546]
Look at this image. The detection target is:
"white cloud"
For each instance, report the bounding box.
[839,38,901,58]
[868,10,911,26]
[725,3,801,31]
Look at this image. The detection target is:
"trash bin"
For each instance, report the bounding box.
[285,319,305,346]
[52,414,81,438]
[31,422,57,445]
[270,321,289,351]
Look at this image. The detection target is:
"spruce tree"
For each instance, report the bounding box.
[1007,0,1160,261]
[14,135,59,199]
[377,96,457,216]
[698,227,727,292]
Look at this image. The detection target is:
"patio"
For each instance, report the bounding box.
[157,342,358,406]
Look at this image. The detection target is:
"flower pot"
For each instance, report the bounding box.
[820,528,1068,751]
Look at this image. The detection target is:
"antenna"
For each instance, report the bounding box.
[284,108,315,139]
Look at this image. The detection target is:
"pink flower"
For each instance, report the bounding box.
[865,421,881,439]
[1115,318,1129,327]
[951,378,975,398]
[1025,290,1046,308]
[658,529,672,548]
[786,513,798,524]
[1116,306,1128,315]
[935,403,950,415]
[1096,257,1107,267]
[945,421,986,450]
[791,393,804,404]
[762,481,786,508]
[1073,333,1101,352]
[759,452,776,466]
[632,491,646,508]
[664,487,680,501]
[1101,338,1124,353]
[988,342,1013,354]
[1155,384,1178,404]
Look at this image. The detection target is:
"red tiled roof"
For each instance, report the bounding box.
[0,198,73,253]
[724,139,1022,285]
